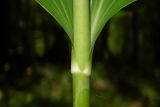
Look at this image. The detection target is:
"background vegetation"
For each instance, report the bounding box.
[0,0,160,107]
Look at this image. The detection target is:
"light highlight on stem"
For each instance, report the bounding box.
[71,63,91,76]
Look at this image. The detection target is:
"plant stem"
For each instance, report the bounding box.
[72,73,90,107]
[72,0,90,107]
[72,0,90,71]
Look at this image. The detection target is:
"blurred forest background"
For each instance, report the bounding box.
[0,0,160,107]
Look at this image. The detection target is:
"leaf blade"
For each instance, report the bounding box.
[35,0,73,41]
[91,0,136,48]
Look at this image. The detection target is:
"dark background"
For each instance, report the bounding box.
[0,0,160,107]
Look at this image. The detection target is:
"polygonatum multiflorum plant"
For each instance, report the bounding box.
[35,0,136,107]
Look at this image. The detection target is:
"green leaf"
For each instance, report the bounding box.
[90,0,136,48]
[35,0,136,47]
[35,0,73,41]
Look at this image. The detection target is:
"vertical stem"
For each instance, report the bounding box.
[72,0,90,71]
[72,0,90,107]
[72,73,90,107]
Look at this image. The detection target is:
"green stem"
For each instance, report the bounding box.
[72,0,91,107]
[72,0,90,70]
[72,73,90,107]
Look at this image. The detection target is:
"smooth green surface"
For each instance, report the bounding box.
[73,0,90,70]
[72,1,90,107]
[72,73,90,107]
